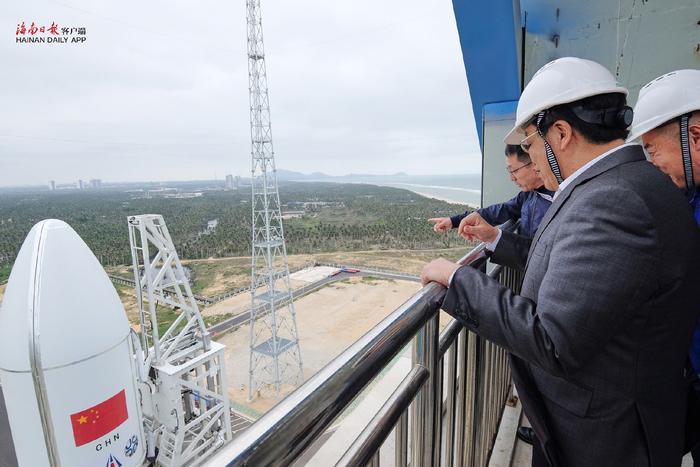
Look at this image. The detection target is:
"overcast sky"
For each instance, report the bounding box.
[1,0,481,187]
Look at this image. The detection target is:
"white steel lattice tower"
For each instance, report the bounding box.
[128,215,232,466]
[246,0,304,400]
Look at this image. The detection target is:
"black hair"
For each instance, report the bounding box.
[504,144,530,163]
[538,92,630,143]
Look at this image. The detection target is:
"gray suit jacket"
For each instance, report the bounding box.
[443,145,700,467]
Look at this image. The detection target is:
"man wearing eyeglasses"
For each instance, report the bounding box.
[429,144,553,241]
[421,57,700,467]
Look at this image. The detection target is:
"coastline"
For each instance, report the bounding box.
[293,176,482,208]
[411,191,480,210]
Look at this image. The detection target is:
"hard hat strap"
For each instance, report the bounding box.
[680,113,695,196]
[536,112,564,184]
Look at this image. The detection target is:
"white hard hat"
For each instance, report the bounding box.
[627,69,700,142]
[504,57,628,144]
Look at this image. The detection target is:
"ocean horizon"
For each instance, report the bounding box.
[299,174,482,207]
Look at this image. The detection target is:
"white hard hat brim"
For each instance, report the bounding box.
[503,85,629,145]
[627,104,700,142]
[504,126,524,145]
[628,70,700,142]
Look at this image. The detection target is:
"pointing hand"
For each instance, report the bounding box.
[428,217,452,233]
[457,212,498,243]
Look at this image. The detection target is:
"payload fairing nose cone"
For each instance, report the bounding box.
[0,220,145,467]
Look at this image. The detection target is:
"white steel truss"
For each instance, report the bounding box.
[128,214,232,466]
[246,0,304,401]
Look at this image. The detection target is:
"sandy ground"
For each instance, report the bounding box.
[216,275,453,418]
[217,276,420,415]
[0,284,5,305]
[311,248,470,276]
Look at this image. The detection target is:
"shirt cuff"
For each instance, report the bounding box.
[448,267,460,286]
[485,228,503,251]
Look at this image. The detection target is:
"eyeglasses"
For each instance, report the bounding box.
[506,161,532,175]
[519,132,538,153]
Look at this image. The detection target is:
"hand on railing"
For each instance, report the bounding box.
[420,258,461,287]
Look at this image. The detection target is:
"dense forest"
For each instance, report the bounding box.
[0,182,474,278]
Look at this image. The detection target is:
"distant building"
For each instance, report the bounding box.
[77,180,85,190]
[234,176,241,189]
[90,179,102,189]
[225,174,234,191]
[49,180,56,191]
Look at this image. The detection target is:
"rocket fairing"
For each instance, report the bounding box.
[0,220,145,467]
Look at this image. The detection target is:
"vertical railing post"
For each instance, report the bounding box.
[395,411,408,467]
[411,328,426,466]
[432,350,444,466]
[454,328,468,466]
[411,312,439,467]
[462,331,479,467]
[368,450,380,467]
[444,344,457,467]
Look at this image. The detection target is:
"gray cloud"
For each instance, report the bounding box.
[1,0,480,187]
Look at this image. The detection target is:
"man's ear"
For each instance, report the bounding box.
[688,121,700,154]
[551,120,573,152]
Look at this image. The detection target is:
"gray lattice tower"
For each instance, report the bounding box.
[246,0,303,401]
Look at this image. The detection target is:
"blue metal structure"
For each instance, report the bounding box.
[451,0,522,151]
[452,0,700,207]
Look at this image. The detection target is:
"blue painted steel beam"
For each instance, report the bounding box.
[451,0,522,150]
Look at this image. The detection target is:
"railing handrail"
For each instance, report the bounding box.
[335,365,430,466]
[205,222,516,466]
[207,240,491,466]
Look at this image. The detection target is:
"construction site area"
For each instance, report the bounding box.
[104,253,461,417]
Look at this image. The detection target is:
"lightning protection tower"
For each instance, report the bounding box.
[246,0,304,400]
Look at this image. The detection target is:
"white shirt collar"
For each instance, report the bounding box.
[553,142,638,200]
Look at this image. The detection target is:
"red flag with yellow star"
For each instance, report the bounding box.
[69,389,128,446]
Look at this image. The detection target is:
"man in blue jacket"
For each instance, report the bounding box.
[628,69,700,465]
[429,144,553,240]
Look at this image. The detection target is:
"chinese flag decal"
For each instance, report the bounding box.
[70,390,128,447]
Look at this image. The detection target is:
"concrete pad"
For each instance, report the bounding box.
[290,266,339,283]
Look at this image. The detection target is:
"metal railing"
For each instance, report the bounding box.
[207,230,524,467]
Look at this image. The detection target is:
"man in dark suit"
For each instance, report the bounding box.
[422,57,700,467]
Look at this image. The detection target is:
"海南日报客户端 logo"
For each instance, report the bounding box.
[15,21,87,44]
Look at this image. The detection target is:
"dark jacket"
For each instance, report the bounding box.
[450,187,553,239]
[689,194,700,376]
[443,145,700,467]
